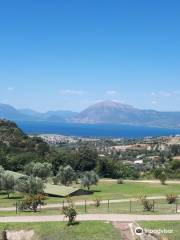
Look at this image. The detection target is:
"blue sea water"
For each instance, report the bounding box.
[16,121,180,138]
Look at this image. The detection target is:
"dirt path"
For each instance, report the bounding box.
[113,222,134,240]
[0,214,180,223]
[101,179,180,184]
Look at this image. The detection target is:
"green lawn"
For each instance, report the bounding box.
[139,221,180,240]
[0,221,121,240]
[0,199,178,217]
[1,181,180,208]
[70,181,180,201]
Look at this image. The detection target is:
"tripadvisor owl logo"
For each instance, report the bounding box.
[135,227,143,235]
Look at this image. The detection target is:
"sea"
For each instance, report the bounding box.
[16,121,180,139]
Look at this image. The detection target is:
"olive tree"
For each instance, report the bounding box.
[15,176,44,195]
[24,162,52,181]
[81,171,99,190]
[56,165,76,186]
[0,165,4,189]
[1,173,15,198]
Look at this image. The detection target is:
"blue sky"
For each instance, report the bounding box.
[0,0,180,112]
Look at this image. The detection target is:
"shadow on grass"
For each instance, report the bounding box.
[91,190,101,193]
[67,221,80,227]
[3,196,23,200]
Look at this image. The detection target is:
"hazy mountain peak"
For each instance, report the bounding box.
[1,102,180,128]
[89,100,135,110]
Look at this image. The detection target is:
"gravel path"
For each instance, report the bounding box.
[0,214,180,223]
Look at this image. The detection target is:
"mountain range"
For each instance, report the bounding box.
[1,101,180,128]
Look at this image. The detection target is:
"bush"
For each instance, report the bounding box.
[159,172,167,185]
[117,179,124,184]
[139,195,153,212]
[62,198,77,225]
[94,198,101,208]
[18,194,46,212]
[166,193,177,204]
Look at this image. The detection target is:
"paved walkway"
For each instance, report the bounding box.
[0,214,180,223]
[0,196,168,211]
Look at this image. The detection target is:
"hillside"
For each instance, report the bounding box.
[0,119,50,171]
[0,119,25,144]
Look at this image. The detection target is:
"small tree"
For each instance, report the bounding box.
[18,194,46,212]
[159,171,167,185]
[1,173,15,198]
[0,166,5,190]
[139,195,153,212]
[57,165,76,186]
[117,179,124,184]
[154,168,164,179]
[62,198,77,225]
[94,198,101,208]
[166,193,177,204]
[81,171,99,190]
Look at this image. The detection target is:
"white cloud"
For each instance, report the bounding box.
[106,90,118,96]
[158,91,171,97]
[59,89,87,95]
[8,87,14,91]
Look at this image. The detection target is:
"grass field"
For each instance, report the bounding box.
[139,221,180,240]
[0,199,178,217]
[0,221,121,240]
[1,181,180,208]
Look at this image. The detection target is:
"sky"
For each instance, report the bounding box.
[0,0,180,112]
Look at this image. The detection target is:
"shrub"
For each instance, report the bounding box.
[166,193,177,204]
[117,179,124,184]
[94,198,101,208]
[159,172,167,185]
[139,195,153,212]
[18,194,46,212]
[62,198,77,225]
